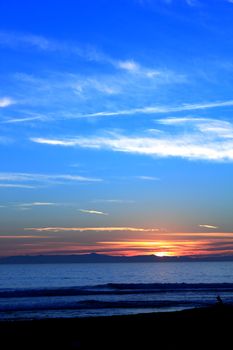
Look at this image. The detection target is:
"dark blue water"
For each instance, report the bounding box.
[0,262,233,320]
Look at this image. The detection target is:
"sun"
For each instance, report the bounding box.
[154,252,170,257]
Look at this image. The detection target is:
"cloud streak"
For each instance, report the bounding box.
[17,202,57,208]
[158,117,233,138]
[0,31,162,78]
[82,100,233,118]
[117,60,140,72]
[3,115,47,124]
[31,117,233,161]
[0,31,181,78]
[199,224,219,229]
[92,199,135,204]
[78,209,108,215]
[25,227,160,232]
[136,176,160,181]
[0,183,35,189]
[0,172,102,185]
[0,235,48,239]
[0,31,108,62]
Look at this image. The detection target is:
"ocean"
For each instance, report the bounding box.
[0,261,233,320]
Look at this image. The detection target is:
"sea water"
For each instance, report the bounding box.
[0,262,233,320]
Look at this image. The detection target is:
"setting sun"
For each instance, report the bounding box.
[154,252,171,257]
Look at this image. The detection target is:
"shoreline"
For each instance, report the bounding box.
[1,305,233,349]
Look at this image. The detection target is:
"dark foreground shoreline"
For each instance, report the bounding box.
[1,305,233,349]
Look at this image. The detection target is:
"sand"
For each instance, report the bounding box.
[0,305,232,349]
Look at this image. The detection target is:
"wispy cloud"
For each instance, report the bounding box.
[0,183,35,189]
[0,31,188,128]
[0,235,48,239]
[0,31,160,79]
[4,66,185,123]
[158,117,205,125]
[136,176,160,181]
[25,227,160,232]
[116,59,176,80]
[82,100,233,118]
[3,115,48,124]
[0,97,15,107]
[17,202,57,208]
[92,199,135,204]
[0,31,179,81]
[136,0,199,6]
[0,31,52,50]
[30,116,233,161]
[78,209,108,215]
[0,172,102,185]
[199,224,219,229]
[158,117,233,137]
[117,60,140,72]
[158,117,233,142]
[0,31,108,63]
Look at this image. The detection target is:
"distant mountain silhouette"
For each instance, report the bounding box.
[1,253,233,264]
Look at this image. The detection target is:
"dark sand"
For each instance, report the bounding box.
[0,305,232,349]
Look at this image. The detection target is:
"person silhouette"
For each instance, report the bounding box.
[216,295,223,305]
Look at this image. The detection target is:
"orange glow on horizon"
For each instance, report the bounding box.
[2,232,233,257]
[97,238,233,257]
[99,239,204,250]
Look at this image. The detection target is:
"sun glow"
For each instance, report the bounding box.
[154,251,172,257]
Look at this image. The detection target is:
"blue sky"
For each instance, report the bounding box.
[1,0,233,257]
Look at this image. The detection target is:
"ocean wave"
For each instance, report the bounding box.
[0,282,233,298]
[0,299,209,312]
[97,282,233,291]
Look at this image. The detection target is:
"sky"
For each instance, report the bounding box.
[1,0,233,257]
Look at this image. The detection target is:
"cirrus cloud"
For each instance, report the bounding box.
[82,100,233,118]
[0,172,102,185]
[25,226,160,232]
[78,209,108,215]
[199,224,219,229]
[30,117,233,161]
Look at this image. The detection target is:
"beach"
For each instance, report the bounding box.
[0,305,232,349]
